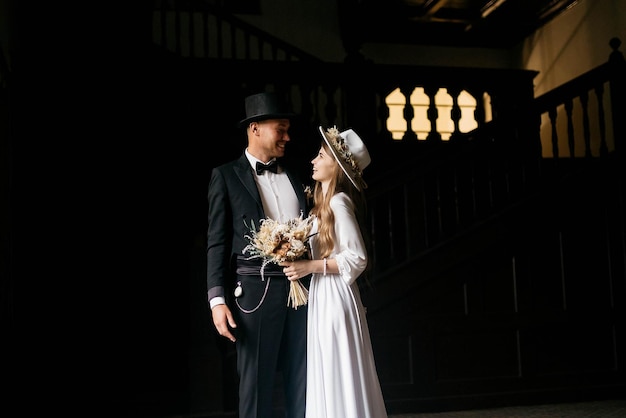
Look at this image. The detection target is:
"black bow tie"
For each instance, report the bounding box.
[256,160,279,175]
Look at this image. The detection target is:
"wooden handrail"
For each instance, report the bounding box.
[534,38,626,160]
[151,0,322,62]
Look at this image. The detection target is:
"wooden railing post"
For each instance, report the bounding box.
[608,37,626,156]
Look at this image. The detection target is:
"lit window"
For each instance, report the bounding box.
[386,87,487,140]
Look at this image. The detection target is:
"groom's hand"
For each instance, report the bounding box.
[212,304,237,342]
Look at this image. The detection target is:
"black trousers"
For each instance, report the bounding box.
[233,274,307,418]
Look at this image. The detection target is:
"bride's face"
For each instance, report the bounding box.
[311,146,336,184]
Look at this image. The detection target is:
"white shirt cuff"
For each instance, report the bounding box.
[210,297,226,309]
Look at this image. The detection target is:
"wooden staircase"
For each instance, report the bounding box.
[146,2,626,415]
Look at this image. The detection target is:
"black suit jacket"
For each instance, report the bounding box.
[206,153,308,302]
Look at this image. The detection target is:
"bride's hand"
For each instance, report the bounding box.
[282,261,307,281]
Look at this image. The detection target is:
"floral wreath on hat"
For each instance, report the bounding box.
[325,126,364,185]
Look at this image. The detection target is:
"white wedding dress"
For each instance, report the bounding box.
[306,193,388,418]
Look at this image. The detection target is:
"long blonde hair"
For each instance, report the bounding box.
[310,142,371,276]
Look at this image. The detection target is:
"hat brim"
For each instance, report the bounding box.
[318,126,365,191]
[238,113,297,128]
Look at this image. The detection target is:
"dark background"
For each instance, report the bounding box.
[5,1,625,417]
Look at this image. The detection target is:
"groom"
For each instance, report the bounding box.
[206,92,309,418]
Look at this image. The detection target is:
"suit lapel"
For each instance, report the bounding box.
[234,155,264,211]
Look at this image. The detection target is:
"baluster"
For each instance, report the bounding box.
[310,86,322,125]
[448,86,462,141]
[175,5,182,55]
[399,85,417,141]
[474,89,487,129]
[580,91,591,158]
[595,84,608,157]
[255,38,262,61]
[188,4,195,57]
[387,190,398,264]
[549,106,559,159]
[238,26,245,60]
[608,37,626,155]
[424,85,441,142]
[322,84,339,126]
[202,10,209,58]
[159,1,167,50]
[216,13,223,58]
[298,85,315,127]
[375,88,393,142]
[368,202,378,274]
[564,98,575,158]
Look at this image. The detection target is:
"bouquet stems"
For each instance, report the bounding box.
[288,279,309,309]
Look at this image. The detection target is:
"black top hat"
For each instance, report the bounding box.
[238,92,297,128]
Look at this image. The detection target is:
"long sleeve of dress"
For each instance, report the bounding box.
[329,193,368,285]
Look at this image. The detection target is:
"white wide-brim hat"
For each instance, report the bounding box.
[318,126,371,191]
